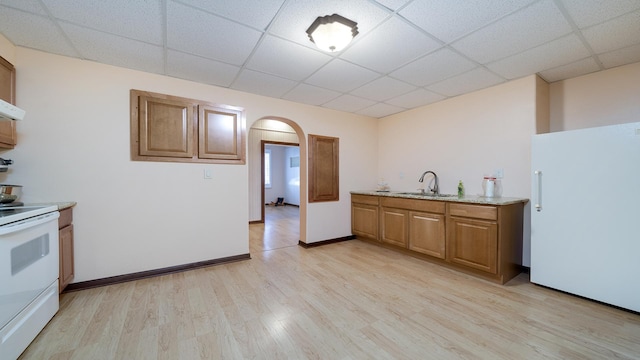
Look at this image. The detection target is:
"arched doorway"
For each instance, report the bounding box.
[248,117,307,251]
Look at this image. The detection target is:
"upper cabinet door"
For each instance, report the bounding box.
[308,134,339,202]
[0,56,17,149]
[198,105,244,162]
[137,94,195,158]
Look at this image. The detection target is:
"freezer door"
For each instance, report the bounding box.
[531,122,640,312]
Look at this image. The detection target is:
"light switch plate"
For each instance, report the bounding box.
[494,168,504,178]
[204,169,212,179]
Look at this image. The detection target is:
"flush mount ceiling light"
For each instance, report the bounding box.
[306,14,359,52]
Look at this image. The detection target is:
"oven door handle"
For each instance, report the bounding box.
[0,211,60,235]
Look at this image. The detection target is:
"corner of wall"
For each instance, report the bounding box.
[535,75,550,134]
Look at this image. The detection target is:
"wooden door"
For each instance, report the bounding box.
[448,217,498,274]
[352,203,379,240]
[0,56,16,148]
[308,134,339,202]
[381,207,408,248]
[409,211,445,259]
[136,94,195,158]
[59,225,74,292]
[198,105,244,162]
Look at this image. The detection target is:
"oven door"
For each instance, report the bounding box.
[0,211,59,355]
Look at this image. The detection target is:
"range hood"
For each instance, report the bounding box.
[0,98,25,121]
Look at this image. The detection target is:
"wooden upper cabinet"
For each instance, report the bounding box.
[138,94,195,158]
[308,134,339,202]
[131,90,245,164]
[0,56,17,149]
[198,105,244,161]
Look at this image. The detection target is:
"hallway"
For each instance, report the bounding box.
[249,205,299,253]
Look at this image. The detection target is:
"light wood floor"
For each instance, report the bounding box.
[19,207,640,359]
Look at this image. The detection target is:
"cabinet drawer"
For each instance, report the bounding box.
[381,197,445,214]
[351,194,379,206]
[58,208,73,229]
[449,203,497,221]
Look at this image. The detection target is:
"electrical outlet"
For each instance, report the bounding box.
[204,169,212,179]
[494,168,504,178]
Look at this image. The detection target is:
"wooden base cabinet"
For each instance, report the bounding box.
[58,208,75,293]
[351,195,379,241]
[351,194,524,284]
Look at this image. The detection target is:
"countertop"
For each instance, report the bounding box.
[28,201,77,210]
[351,191,528,206]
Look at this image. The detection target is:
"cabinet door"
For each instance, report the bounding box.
[448,217,498,274]
[381,207,408,247]
[308,134,339,202]
[59,225,74,292]
[352,203,379,240]
[137,95,195,158]
[409,211,445,259]
[0,56,16,148]
[198,105,244,162]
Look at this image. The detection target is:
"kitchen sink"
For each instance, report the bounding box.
[397,192,457,197]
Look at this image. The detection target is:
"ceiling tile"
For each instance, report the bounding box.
[246,35,332,81]
[305,59,381,92]
[350,76,417,102]
[598,43,640,68]
[282,83,341,106]
[42,0,163,44]
[400,0,535,43]
[322,94,377,113]
[486,34,590,79]
[426,68,506,96]
[356,102,406,118]
[537,57,600,82]
[340,17,442,73]
[0,7,78,57]
[582,10,640,54]
[167,50,241,87]
[452,0,572,64]
[60,23,164,74]
[231,69,297,98]
[384,88,445,108]
[268,0,390,50]
[372,0,413,11]
[167,1,262,65]
[560,0,640,28]
[175,0,286,30]
[390,48,477,86]
[0,0,48,15]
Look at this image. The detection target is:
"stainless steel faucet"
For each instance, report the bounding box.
[418,171,439,195]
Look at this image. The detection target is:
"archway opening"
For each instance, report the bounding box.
[248,117,307,252]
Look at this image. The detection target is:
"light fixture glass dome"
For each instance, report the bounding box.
[306,14,358,53]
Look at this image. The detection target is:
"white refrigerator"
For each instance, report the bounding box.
[531,121,640,313]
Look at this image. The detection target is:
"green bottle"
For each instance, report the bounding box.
[457,180,465,198]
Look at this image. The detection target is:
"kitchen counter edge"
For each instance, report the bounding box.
[350,191,528,206]
[27,201,77,211]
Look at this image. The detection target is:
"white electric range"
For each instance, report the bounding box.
[0,205,60,360]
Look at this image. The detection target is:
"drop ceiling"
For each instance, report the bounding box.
[0,0,639,118]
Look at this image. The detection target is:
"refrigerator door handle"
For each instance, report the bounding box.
[534,170,542,212]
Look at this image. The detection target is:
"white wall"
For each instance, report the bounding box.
[1,45,378,282]
[550,61,640,132]
[264,145,286,204]
[284,146,300,206]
